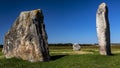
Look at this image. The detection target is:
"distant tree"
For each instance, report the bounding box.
[48,43,72,46]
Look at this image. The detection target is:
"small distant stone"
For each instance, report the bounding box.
[73,43,81,51]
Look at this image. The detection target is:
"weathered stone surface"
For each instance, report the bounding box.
[96,3,111,55]
[73,43,81,51]
[2,9,50,62]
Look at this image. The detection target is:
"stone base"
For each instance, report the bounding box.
[100,46,111,55]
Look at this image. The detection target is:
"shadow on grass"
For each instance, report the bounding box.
[50,55,66,61]
[109,53,120,56]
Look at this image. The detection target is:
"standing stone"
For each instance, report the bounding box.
[96,3,111,55]
[73,43,81,51]
[2,9,50,62]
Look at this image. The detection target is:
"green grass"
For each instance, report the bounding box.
[1,46,120,68]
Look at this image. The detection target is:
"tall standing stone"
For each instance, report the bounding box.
[96,3,111,55]
[2,9,50,62]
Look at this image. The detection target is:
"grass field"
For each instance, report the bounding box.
[0,45,120,68]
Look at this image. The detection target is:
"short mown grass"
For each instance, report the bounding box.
[0,45,120,68]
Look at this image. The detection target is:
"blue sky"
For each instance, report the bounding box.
[0,0,120,44]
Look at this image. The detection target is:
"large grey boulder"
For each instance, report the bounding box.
[2,9,50,62]
[73,43,81,51]
[96,3,111,55]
